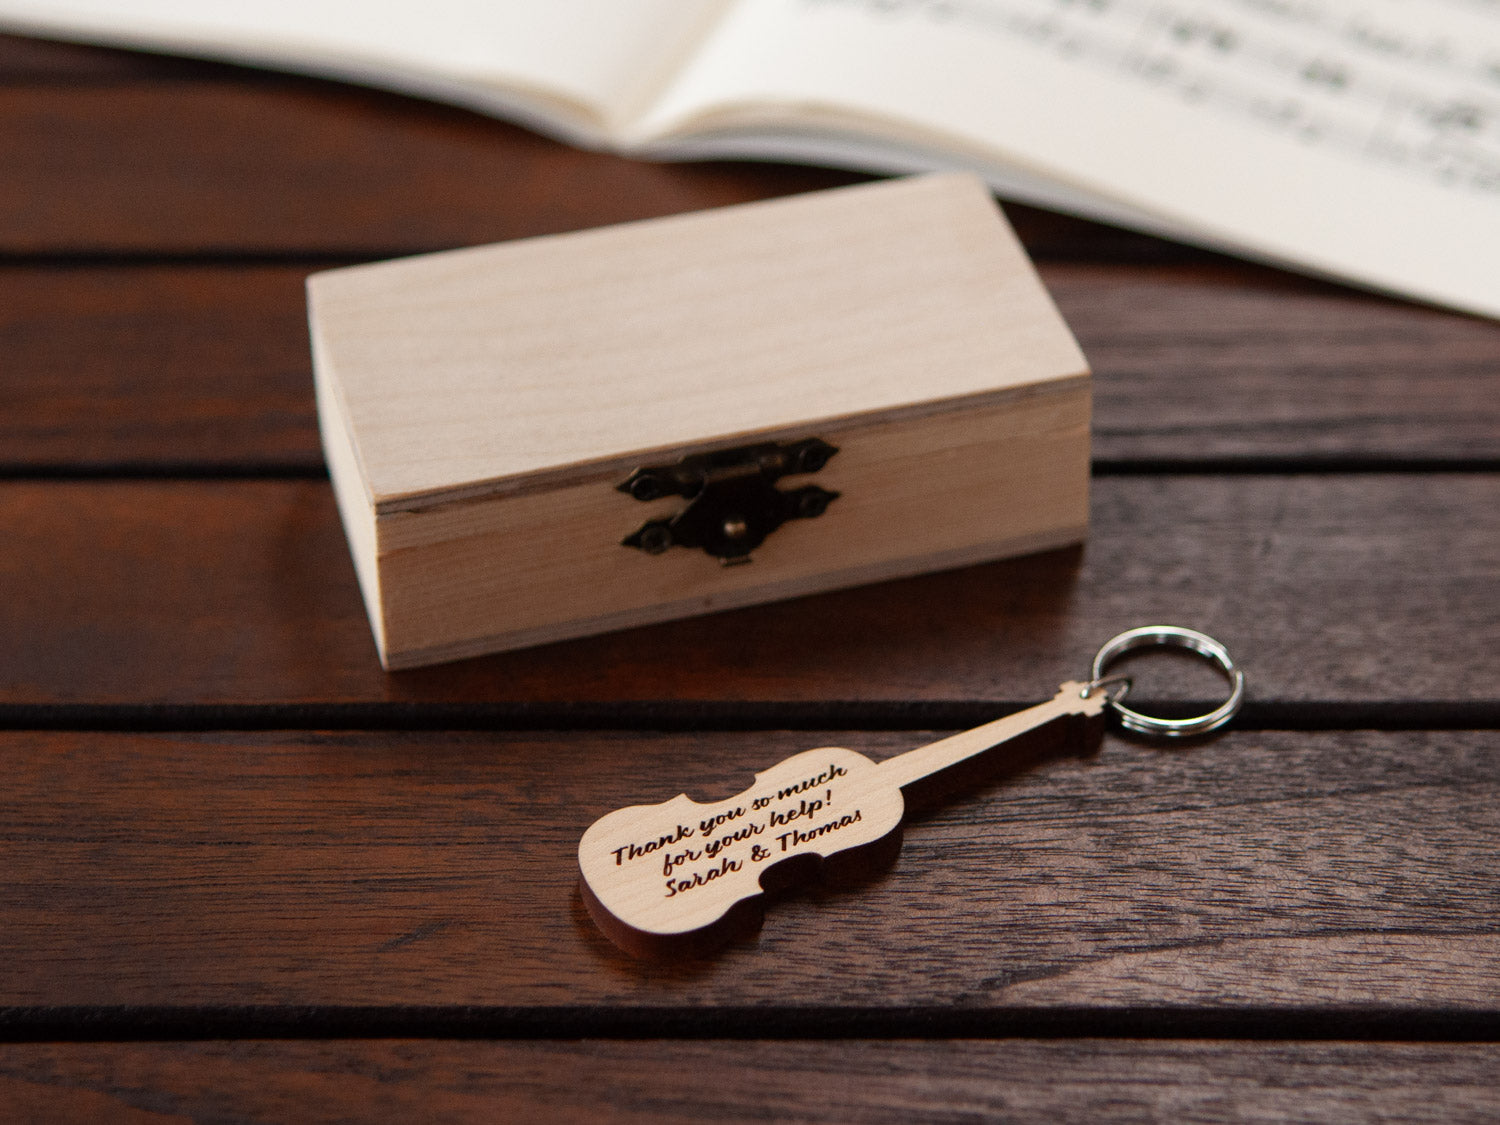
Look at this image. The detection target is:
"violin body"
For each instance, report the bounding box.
[579,745,906,957]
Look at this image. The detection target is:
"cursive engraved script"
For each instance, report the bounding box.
[598,763,862,897]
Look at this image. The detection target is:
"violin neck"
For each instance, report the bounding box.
[873,682,1106,792]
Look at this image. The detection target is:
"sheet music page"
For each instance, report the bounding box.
[638,0,1500,317]
[0,0,725,138]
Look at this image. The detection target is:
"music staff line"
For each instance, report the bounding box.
[821,0,1500,193]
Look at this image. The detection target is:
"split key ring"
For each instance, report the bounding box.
[1087,625,1245,738]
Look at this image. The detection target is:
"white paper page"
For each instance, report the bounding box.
[0,0,726,140]
[652,124,1190,233]
[636,0,1500,318]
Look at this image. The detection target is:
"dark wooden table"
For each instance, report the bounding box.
[2,30,1498,1122]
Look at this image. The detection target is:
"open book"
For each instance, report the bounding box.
[5,0,1498,318]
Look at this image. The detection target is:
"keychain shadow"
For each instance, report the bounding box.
[572,711,1104,974]
[570,836,906,978]
[1103,720,1240,753]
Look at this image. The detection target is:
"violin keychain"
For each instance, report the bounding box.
[579,625,1245,958]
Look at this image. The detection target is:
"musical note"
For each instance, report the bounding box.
[815,0,1500,195]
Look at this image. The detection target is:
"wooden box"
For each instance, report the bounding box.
[308,174,1091,669]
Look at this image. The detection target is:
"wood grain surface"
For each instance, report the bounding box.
[0,45,1208,264]
[0,475,1494,709]
[0,31,257,81]
[1,23,1496,1123]
[5,265,1497,471]
[0,1040,1496,1124]
[0,727,1493,1017]
[0,83,862,256]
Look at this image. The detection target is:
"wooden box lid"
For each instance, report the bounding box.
[309,173,1086,513]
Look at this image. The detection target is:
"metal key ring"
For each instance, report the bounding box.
[1090,625,1245,738]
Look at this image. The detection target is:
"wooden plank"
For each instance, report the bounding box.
[4,264,1497,471]
[0,84,859,256]
[1063,265,1500,464]
[0,32,214,82]
[0,728,1494,1011]
[0,475,1495,707]
[0,84,1196,260]
[0,1041,1496,1123]
[0,265,314,468]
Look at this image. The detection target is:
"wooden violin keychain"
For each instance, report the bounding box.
[579,625,1245,958]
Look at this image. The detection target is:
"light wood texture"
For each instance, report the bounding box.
[0,728,1494,1010]
[0,474,1494,707]
[579,684,1107,956]
[310,173,1091,666]
[0,1040,1496,1124]
[368,388,1089,667]
[315,348,385,652]
[309,173,1086,502]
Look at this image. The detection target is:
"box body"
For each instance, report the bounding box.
[308,174,1091,669]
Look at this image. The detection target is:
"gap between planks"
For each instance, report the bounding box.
[0,1004,1495,1043]
[1,700,1499,734]
[2,475,1495,706]
[4,461,1500,482]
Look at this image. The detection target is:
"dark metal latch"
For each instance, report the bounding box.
[619,438,840,564]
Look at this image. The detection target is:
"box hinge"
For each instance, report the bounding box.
[619,438,840,565]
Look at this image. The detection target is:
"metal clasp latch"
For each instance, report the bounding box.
[618,438,840,564]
